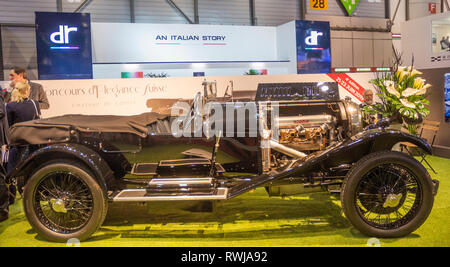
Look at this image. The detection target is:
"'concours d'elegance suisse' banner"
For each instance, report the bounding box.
[1,73,377,118]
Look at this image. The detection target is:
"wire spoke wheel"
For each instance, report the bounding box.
[341,151,435,238]
[33,172,94,234]
[24,161,108,242]
[355,164,422,230]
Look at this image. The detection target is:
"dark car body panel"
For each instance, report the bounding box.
[10,143,116,193]
[228,129,433,198]
[8,126,432,200]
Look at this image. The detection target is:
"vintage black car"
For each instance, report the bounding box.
[7,82,439,242]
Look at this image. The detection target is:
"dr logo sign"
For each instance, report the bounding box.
[305,31,324,46]
[50,25,78,44]
[35,12,93,79]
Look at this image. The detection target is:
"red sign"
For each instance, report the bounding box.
[327,73,365,102]
[429,3,437,14]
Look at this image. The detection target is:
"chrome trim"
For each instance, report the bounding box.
[159,159,211,166]
[50,199,68,214]
[149,177,213,186]
[277,114,336,129]
[112,187,228,202]
[269,140,307,158]
[130,163,158,176]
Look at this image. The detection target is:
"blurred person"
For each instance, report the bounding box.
[361,89,375,107]
[360,89,380,126]
[0,91,10,222]
[441,36,448,51]
[5,82,41,205]
[0,174,8,222]
[8,67,49,109]
[447,36,450,51]
[7,82,41,127]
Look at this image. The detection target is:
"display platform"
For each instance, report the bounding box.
[1,155,448,247]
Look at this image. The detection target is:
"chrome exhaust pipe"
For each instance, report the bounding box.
[269,140,307,158]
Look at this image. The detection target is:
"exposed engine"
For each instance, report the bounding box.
[255,82,363,155]
[278,114,337,151]
[249,82,364,196]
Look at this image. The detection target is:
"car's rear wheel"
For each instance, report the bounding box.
[23,161,107,242]
[341,151,434,238]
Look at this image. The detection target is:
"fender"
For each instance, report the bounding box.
[228,129,433,198]
[315,129,433,168]
[8,143,115,193]
[368,129,432,155]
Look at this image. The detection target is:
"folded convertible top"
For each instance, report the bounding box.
[9,112,168,145]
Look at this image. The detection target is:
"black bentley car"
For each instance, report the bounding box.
[7,82,439,242]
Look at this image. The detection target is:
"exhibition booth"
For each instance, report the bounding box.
[402,12,450,153]
[31,12,331,80]
[1,10,449,248]
[0,11,365,118]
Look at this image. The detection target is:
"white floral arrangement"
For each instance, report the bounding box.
[363,66,431,134]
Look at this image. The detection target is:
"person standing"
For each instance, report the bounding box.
[361,89,374,107]
[5,82,41,208]
[0,174,8,222]
[7,82,41,127]
[440,36,449,51]
[0,91,10,222]
[360,89,381,127]
[8,67,50,109]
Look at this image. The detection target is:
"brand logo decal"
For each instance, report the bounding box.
[431,56,442,62]
[305,31,323,46]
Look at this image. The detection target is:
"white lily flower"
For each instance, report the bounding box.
[396,67,406,79]
[402,88,418,97]
[400,98,416,108]
[411,69,423,77]
[416,85,429,96]
[398,70,408,81]
[385,83,400,98]
[397,66,407,72]
[413,78,426,88]
[422,83,432,90]
[384,80,394,87]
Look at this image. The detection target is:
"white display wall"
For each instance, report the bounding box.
[92,23,278,63]
[402,12,450,70]
[91,21,297,78]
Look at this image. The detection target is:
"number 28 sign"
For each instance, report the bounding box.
[310,0,328,10]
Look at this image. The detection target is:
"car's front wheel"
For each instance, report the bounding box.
[23,161,107,242]
[341,151,435,238]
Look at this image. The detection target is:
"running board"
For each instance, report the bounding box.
[112,188,228,202]
[147,177,213,189]
[146,177,214,195]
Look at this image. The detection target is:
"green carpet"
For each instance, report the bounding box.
[0,156,449,247]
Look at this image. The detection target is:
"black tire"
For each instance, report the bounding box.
[23,161,107,242]
[341,151,435,238]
